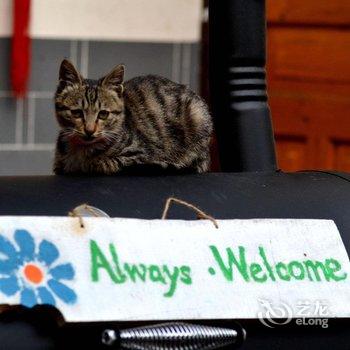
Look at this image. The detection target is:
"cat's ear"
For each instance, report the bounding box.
[59,59,82,85]
[100,64,125,91]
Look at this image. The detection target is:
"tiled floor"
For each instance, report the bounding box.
[0,39,200,175]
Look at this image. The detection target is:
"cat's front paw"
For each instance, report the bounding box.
[91,158,121,175]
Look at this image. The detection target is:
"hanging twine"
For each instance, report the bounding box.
[161,197,219,229]
[69,199,219,229]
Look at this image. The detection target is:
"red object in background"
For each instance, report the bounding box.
[11,0,31,97]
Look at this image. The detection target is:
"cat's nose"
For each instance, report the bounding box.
[84,125,96,137]
[85,129,94,137]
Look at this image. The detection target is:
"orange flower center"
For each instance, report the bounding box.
[24,264,44,284]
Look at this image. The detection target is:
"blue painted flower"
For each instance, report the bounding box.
[0,229,77,307]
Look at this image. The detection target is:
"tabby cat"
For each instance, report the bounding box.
[54,59,212,175]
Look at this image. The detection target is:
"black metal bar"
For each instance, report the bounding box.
[209,0,277,172]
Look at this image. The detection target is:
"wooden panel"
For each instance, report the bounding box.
[267,0,350,26]
[268,28,350,84]
[270,95,316,170]
[266,2,350,172]
[270,91,350,170]
[268,80,350,102]
[275,136,308,171]
[333,142,350,172]
[270,97,310,136]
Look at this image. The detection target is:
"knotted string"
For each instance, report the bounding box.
[161,197,219,229]
[69,198,219,229]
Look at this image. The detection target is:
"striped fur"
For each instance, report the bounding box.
[54,59,212,175]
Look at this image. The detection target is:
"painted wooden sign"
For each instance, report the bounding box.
[0,217,349,322]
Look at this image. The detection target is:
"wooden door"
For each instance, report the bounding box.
[267,0,350,171]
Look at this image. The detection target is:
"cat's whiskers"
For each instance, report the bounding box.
[60,128,76,139]
[101,131,119,143]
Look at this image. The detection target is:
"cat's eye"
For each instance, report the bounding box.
[98,110,109,120]
[71,109,84,119]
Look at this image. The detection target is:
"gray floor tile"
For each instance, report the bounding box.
[0,97,17,143]
[33,98,59,143]
[88,42,173,80]
[30,39,71,92]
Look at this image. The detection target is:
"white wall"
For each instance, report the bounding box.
[0,0,202,42]
[0,0,12,37]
